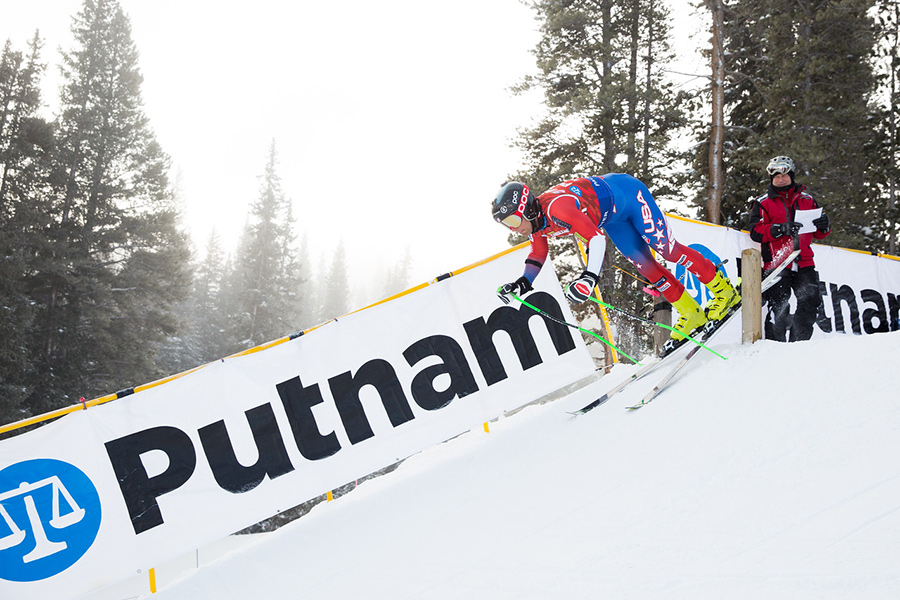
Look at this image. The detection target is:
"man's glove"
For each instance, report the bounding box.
[496,276,532,304]
[813,212,830,232]
[770,221,802,238]
[564,270,600,304]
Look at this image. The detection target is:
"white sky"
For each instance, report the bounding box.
[2,0,707,305]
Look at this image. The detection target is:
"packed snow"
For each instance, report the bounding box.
[92,331,900,599]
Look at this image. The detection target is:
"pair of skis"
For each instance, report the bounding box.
[569,248,801,416]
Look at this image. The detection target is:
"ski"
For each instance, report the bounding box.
[626,248,801,411]
[626,305,740,410]
[568,357,665,416]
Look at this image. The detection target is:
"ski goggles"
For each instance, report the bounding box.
[767,163,792,176]
[499,213,524,228]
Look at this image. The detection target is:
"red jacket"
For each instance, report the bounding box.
[748,183,830,270]
[524,178,611,276]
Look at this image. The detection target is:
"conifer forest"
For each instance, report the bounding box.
[2,0,899,424]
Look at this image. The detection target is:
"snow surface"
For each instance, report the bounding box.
[116,332,900,599]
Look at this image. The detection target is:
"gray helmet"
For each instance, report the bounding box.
[766,156,795,177]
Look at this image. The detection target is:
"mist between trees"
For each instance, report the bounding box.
[2,0,899,425]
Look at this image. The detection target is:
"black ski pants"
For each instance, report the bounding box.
[763,265,822,342]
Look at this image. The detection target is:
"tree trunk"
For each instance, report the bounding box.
[890,1,898,256]
[706,0,726,225]
[642,0,655,176]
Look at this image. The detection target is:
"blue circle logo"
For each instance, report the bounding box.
[673,244,726,308]
[0,459,101,582]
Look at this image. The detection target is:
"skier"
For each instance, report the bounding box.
[748,156,831,342]
[491,174,741,343]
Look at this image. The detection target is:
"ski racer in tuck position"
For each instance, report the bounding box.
[491,174,741,344]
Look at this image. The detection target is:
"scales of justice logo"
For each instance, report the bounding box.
[0,459,101,582]
[674,244,726,307]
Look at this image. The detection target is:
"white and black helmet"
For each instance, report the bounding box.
[766,155,795,177]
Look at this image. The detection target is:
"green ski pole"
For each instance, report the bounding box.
[511,294,643,366]
[585,296,727,361]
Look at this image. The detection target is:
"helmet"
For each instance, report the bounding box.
[492,182,539,228]
[766,156,795,176]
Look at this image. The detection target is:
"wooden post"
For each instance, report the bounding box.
[652,300,671,356]
[741,248,762,344]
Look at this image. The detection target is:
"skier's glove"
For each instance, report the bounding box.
[497,276,532,304]
[564,270,599,304]
[813,213,830,232]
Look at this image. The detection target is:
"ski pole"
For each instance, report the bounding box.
[584,296,727,361]
[510,294,643,365]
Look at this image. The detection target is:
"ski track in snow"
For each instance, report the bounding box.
[100,332,900,600]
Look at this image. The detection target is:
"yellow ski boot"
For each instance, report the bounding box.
[670,291,708,341]
[705,271,741,321]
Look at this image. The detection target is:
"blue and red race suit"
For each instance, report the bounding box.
[520,174,716,303]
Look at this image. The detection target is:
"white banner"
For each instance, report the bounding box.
[665,215,900,339]
[0,247,595,599]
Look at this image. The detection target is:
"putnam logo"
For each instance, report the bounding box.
[0,459,102,582]
[103,292,578,536]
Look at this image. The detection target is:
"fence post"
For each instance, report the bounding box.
[652,300,671,356]
[741,248,762,344]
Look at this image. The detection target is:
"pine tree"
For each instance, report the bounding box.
[0,34,52,422]
[321,240,350,319]
[156,229,236,374]
[510,0,686,360]
[715,0,878,248]
[26,0,191,412]
[380,245,413,300]
[223,140,302,349]
[872,0,900,255]
[294,232,316,329]
[515,0,686,187]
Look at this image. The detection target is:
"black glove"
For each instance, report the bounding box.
[770,221,802,238]
[564,270,600,304]
[497,276,532,304]
[769,222,787,238]
[813,212,830,232]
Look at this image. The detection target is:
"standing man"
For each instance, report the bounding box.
[748,156,831,342]
[491,174,741,345]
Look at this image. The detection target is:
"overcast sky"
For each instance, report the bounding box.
[2,0,706,306]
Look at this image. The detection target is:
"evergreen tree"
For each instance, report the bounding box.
[27,0,190,412]
[510,0,686,360]
[194,230,229,356]
[321,240,350,319]
[872,0,900,255]
[714,0,878,248]
[0,34,52,422]
[381,245,413,300]
[294,232,316,329]
[156,229,234,374]
[309,252,329,325]
[515,0,686,189]
[223,140,302,349]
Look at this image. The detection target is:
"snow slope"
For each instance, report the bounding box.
[119,332,900,599]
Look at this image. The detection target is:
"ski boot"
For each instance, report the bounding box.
[662,291,709,355]
[704,271,741,321]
